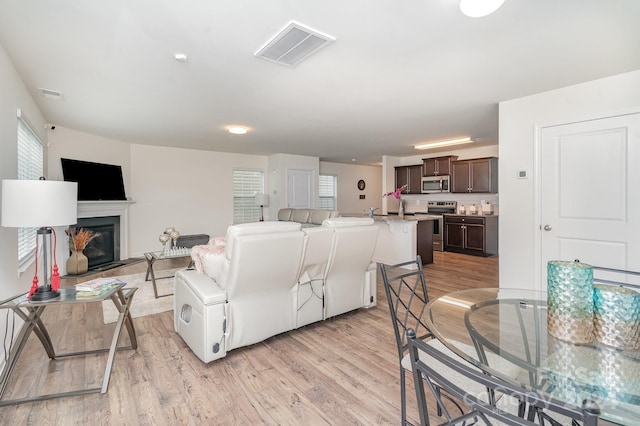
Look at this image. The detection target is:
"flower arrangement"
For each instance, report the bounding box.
[383,184,407,200]
[67,227,98,251]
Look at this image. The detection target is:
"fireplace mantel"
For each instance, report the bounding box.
[77,200,135,260]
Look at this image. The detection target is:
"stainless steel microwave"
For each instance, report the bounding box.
[421,175,451,193]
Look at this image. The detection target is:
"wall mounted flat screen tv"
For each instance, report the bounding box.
[61,158,126,201]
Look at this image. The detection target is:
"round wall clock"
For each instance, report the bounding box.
[357,179,366,190]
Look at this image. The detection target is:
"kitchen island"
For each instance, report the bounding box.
[341,214,438,265]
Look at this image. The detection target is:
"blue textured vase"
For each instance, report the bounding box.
[547,260,594,344]
[594,284,640,350]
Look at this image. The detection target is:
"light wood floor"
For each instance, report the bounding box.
[0,251,498,425]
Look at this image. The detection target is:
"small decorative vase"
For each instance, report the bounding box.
[593,283,640,350]
[398,198,404,218]
[547,260,594,344]
[67,250,88,275]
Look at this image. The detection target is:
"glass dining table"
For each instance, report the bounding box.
[425,288,640,425]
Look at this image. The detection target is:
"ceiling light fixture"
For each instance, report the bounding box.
[174,53,188,62]
[228,127,248,135]
[415,137,473,150]
[460,0,506,18]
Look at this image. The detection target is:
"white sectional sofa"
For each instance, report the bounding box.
[173,218,378,363]
[277,208,339,227]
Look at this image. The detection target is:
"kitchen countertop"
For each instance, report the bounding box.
[444,213,499,218]
[342,213,439,222]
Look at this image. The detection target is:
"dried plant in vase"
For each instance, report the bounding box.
[66,227,99,275]
[68,227,99,251]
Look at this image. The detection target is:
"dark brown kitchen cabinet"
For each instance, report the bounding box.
[422,155,458,176]
[395,165,422,194]
[451,157,498,193]
[444,215,497,256]
[416,220,434,265]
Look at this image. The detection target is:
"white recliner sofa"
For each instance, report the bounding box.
[277,208,339,227]
[173,218,378,363]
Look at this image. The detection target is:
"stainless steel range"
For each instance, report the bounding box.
[426,201,457,251]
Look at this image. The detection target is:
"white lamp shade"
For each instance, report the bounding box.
[254,193,270,206]
[1,179,78,227]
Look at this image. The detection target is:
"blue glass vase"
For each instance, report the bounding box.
[547,260,594,344]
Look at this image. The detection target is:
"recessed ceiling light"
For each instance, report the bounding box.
[460,0,506,18]
[415,137,473,150]
[229,127,248,135]
[174,53,188,62]
[351,158,357,162]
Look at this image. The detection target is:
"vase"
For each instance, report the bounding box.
[67,250,88,275]
[547,260,594,344]
[398,198,404,218]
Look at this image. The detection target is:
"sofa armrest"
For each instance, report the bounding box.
[174,269,226,305]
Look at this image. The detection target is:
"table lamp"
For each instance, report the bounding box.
[1,179,78,300]
[254,193,269,222]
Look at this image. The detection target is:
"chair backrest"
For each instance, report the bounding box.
[295,226,334,327]
[278,208,293,221]
[379,256,433,363]
[406,328,601,426]
[291,209,311,223]
[309,209,332,225]
[218,222,305,350]
[322,217,378,318]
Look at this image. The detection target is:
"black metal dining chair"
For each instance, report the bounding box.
[380,256,483,425]
[379,256,434,425]
[407,327,601,425]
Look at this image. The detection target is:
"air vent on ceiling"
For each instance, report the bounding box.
[38,88,64,100]
[255,21,335,67]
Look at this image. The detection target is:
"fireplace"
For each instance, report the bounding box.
[73,216,121,270]
[66,199,135,274]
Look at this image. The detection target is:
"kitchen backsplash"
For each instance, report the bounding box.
[400,193,500,215]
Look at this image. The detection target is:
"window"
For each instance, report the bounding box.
[16,112,44,269]
[233,170,264,224]
[319,175,337,210]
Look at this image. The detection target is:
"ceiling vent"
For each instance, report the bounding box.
[38,88,64,100]
[255,21,335,67]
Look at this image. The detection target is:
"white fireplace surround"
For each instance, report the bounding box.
[77,200,135,261]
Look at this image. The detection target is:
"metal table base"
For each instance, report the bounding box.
[0,285,138,406]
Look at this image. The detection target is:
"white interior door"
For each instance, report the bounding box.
[540,112,640,286]
[287,169,313,208]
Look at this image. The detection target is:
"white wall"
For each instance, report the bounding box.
[499,69,640,290]
[0,44,49,301]
[47,130,269,257]
[0,44,50,367]
[319,162,382,215]
[129,145,266,256]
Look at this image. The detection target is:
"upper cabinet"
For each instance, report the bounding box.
[422,155,458,176]
[395,165,423,194]
[451,157,498,193]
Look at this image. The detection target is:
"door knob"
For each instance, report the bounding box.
[543,225,552,231]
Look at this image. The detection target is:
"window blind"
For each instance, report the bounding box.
[17,115,45,267]
[233,170,264,224]
[319,175,337,210]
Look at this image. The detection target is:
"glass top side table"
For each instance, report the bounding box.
[144,249,193,299]
[0,284,138,406]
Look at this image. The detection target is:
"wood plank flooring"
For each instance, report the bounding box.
[0,251,497,425]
